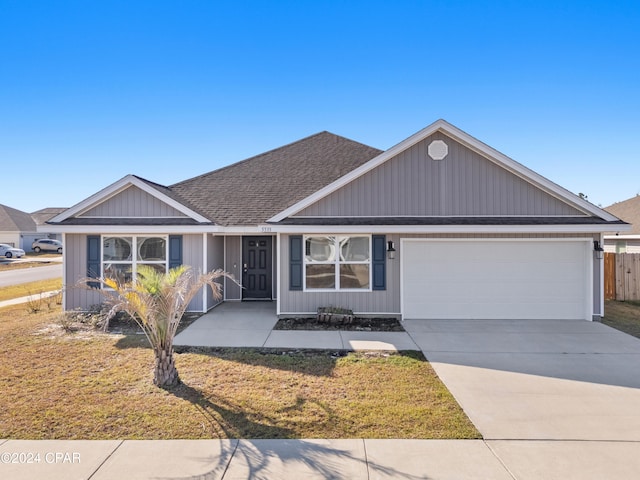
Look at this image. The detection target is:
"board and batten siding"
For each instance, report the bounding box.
[79,186,187,218]
[207,235,224,309]
[295,132,585,218]
[64,233,208,312]
[182,234,204,311]
[224,236,242,300]
[278,233,602,317]
[64,234,102,310]
[279,234,401,315]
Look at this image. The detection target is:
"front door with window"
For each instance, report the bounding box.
[242,236,272,300]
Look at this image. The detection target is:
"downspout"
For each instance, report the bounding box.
[276,232,281,316]
[202,233,208,312]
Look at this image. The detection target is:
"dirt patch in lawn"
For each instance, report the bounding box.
[105,311,202,335]
[274,317,404,331]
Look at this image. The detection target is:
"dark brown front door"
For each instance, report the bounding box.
[242,236,272,300]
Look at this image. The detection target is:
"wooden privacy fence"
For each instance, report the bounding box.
[605,252,640,301]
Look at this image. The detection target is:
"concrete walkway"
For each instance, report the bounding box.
[0,438,518,480]
[174,302,420,351]
[3,305,640,479]
[0,290,60,308]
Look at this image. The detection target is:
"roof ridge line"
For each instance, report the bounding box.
[169,131,379,188]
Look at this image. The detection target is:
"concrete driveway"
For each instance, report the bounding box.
[405,319,640,441]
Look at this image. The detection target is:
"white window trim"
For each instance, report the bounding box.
[302,235,372,292]
[101,235,169,284]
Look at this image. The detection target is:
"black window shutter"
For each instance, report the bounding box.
[87,235,100,288]
[168,235,183,269]
[372,235,386,290]
[289,235,303,290]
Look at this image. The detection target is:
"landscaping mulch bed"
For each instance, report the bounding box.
[274,317,405,332]
[106,312,202,335]
[109,314,405,334]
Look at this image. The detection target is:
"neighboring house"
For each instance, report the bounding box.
[46,120,628,321]
[603,195,640,253]
[0,204,39,250]
[31,208,66,243]
[0,204,67,250]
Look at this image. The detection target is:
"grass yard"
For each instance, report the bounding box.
[603,300,640,339]
[0,304,480,440]
[0,279,63,302]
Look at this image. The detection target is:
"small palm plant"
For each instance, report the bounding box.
[83,265,228,388]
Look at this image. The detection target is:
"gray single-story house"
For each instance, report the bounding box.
[0,203,40,250]
[46,120,629,321]
[0,205,65,250]
[603,195,640,253]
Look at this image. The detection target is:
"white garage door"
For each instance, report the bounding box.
[401,239,592,320]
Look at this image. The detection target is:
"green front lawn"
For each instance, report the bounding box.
[0,305,480,440]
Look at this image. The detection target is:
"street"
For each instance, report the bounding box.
[0,263,62,288]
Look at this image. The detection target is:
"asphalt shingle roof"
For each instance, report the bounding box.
[169,131,383,226]
[31,208,67,226]
[605,195,640,234]
[0,204,37,232]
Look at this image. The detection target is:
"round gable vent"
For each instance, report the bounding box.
[428,140,448,160]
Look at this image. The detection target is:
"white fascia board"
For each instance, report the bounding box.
[438,122,620,222]
[44,224,225,234]
[268,119,619,223]
[269,224,629,235]
[219,226,278,234]
[604,234,640,239]
[49,175,210,224]
[44,224,280,235]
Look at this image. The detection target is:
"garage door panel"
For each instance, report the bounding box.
[402,240,591,320]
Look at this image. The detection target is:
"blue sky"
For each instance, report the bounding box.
[1,0,639,213]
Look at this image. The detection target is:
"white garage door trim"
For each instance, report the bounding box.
[400,238,593,321]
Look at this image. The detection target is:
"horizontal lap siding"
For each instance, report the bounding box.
[80,186,187,217]
[628,241,640,254]
[296,132,584,217]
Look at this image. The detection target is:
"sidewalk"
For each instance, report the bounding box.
[2,438,638,479]
[3,304,640,478]
[0,291,60,309]
[0,438,519,480]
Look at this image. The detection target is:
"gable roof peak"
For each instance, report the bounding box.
[269,119,621,223]
[48,174,211,224]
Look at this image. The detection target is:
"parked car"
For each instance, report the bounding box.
[0,244,26,258]
[31,239,63,253]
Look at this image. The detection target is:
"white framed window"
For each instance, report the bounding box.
[303,235,371,291]
[102,235,168,283]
